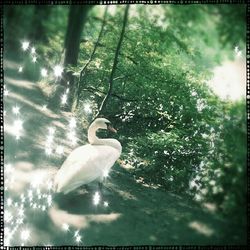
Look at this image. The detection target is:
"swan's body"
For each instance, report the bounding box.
[54,118,122,194]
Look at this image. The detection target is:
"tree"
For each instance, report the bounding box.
[62,5,92,109]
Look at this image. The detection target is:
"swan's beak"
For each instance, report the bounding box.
[107,124,117,133]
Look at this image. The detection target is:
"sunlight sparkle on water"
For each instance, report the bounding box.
[4,88,9,96]
[31,47,36,54]
[12,119,23,140]
[61,94,67,105]
[62,223,69,231]
[32,56,37,63]
[18,208,24,217]
[47,194,52,206]
[18,66,23,73]
[93,192,100,205]
[21,194,25,203]
[69,117,76,128]
[12,105,20,115]
[31,173,44,188]
[7,198,12,206]
[67,131,78,145]
[54,65,63,77]
[20,229,30,241]
[5,210,13,223]
[47,135,54,143]
[22,41,30,51]
[28,189,33,197]
[75,235,82,243]
[47,181,53,190]
[45,147,52,156]
[41,105,47,111]
[104,201,109,207]
[56,145,64,155]
[41,68,48,77]
[84,103,92,113]
[48,127,55,135]
[70,136,78,145]
[5,163,13,173]
[74,230,79,237]
[45,128,55,153]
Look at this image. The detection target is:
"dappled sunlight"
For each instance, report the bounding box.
[202,203,217,213]
[5,91,60,119]
[49,206,122,230]
[4,59,21,70]
[5,164,57,193]
[5,76,37,91]
[4,118,25,141]
[51,119,68,131]
[4,3,246,245]
[15,161,34,171]
[112,189,137,201]
[4,76,83,165]
[188,221,214,237]
[119,159,135,170]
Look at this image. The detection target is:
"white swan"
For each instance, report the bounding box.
[54,118,122,194]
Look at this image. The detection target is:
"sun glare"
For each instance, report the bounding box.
[208,57,246,101]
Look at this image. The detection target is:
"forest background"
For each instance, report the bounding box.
[3,3,247,245]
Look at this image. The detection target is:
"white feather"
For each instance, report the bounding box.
[54,118,122,194]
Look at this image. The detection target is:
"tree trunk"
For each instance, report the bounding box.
[74,5,108,109]
[64,5,90,67]
[95,5,129,118]
[62,5,91,109]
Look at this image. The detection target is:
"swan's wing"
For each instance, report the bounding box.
[89,145,120,172]
[59,145,92,172]
[55,145,120,193]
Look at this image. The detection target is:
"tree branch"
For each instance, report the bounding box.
[75,6,108,108]
[83,86,138,102]
[95,5,130,118]
[113,75,126,81]
[79,6,108,82]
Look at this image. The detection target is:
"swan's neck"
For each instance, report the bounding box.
[88,124,99,144]
[88,125,122,153]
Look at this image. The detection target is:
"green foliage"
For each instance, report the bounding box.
[4,4,246,225]
[71,5,246,222]
[196,100,246,222]
[213,4,246,48]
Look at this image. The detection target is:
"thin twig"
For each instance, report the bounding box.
[75,6,109,108]
[83,86,138,102]
[95,5,130,118]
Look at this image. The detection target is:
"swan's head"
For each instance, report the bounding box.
[91,118,117,133]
